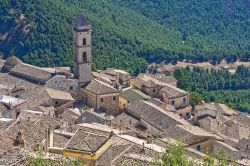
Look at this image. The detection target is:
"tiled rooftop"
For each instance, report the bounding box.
[160,84,188,99]
[65,128,111,152]
[46,88,74,101]
[0,72,51,109]
[10,63,53,83]
[127,100,190,131]
[84,79,119,94]
[120,88,150,102]
[195,103,217,111]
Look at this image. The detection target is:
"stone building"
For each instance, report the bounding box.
[164,125,221,153]
[133,73,189,110]
[101,68,131,85]
[0,95,28,119]
[42,88,74,108]
[73,13,93,84]
[46,75,79,97]
[133,73,166,98]
[159,84,189,109]
[48,123,164,166]
[92,72,117,87]
[81,79,120,116]
[114,100,190,137]
[195,103,217,119]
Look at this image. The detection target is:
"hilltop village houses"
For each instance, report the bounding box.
[0,13,249,166]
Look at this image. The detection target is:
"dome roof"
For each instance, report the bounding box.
[4,55,22,70]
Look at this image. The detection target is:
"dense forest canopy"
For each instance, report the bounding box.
[174,66,250,113]
[0,0,250,74]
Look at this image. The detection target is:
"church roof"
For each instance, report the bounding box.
[75,13,89,27]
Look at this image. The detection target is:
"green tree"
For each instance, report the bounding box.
[189,92,202,107]
[156,142,193,166]
[27,152,85,166]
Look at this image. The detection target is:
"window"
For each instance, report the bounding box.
[113,96,116,101]
[171,100,175,105]
[101,98,104,102]
[183,97,186,103]
[82,52,87,63]
[83,38,86,45]
[196,145,201,151]
[153,89,155,93]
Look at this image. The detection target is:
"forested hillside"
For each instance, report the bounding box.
[0,0,250,73]
[174,66,250,113]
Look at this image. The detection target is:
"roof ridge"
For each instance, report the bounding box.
[143,101,189,125]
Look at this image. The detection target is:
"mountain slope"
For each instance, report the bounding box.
[0,0,250,73]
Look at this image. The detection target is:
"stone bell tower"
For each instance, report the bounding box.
[73,13,92,84]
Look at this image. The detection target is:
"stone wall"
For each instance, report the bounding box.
[73,30,92,47]
[176,107,191,119]
[75,63,92,84]
[82,89,120,116]
[141,86,161,98]
[188,137,214,153]
[81,89,97,109]
[96,93,120,116]
[119,96,128,111]
[161,94,189,109]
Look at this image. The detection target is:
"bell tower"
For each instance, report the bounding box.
[73,13,92,84]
